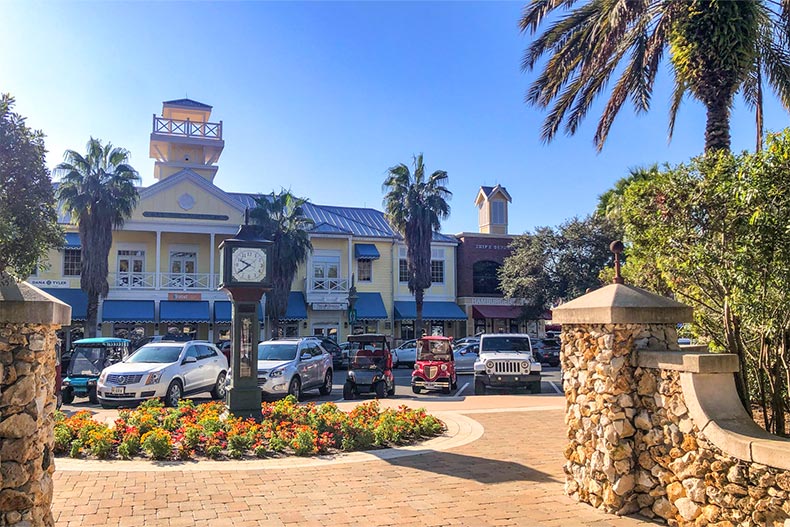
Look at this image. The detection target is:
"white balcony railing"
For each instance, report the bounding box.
[308,277,348,293]
[109,273,220,291]
[152,116,223,140]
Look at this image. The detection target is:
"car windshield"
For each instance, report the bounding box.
[67,346,109,376]
[127,346,182,364]
[348,342,387,369]
[397,340,415,350]
[258,343,297,361]
[416,340,452,361]
[481,337,532,353]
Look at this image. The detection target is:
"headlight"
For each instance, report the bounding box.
[62,379,71,386]
[486,361,494,369]
[270,368,284,378]
[440,364,448,371]
[521,361,529,370]
[99,371,107,383]
[347,371,356,380]
[145,372,162,385]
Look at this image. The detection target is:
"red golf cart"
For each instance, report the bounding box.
[411,336,457,395]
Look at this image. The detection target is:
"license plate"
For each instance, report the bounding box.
[424,382,438,389]
[111,386,125,395]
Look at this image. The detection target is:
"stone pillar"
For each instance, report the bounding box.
[0,280,71,527]
[552,284,692,516]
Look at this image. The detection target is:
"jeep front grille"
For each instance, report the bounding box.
[425,366,438,378]
[492,361,522,374]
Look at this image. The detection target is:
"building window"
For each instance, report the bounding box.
[400,321,414,340]
[358,260,372,282]
[430,248,445,284]
[117,249,146,287]
[491,201,506,224]
[399,247,409,283]
[473,260,502,294]
[63,248,82,277]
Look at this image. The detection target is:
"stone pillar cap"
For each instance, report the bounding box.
[0,281,72,325]
[552,283,692,325]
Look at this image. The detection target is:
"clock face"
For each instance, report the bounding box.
[231,247,267,283]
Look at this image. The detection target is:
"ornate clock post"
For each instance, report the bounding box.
[218,215,272,421]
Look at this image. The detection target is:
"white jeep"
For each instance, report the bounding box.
[474,334,542,395]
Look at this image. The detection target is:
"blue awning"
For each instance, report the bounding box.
[354,292,388,320]
[394,301,467,321]
[354,243,380,260]
[160,301,210,322]
[102,300,155,322]
[42,288,87,321]
[283,292,307,321]
[213,301,264,322]
[64,232,81,248]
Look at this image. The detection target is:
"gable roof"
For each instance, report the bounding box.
[476,184,512,204]
[138,169,247,213]
[163,98,212,110]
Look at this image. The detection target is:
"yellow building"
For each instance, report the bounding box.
[33,99,465,348]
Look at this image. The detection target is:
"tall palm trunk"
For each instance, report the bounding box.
[415,288,424,338]
[704,97,733,153]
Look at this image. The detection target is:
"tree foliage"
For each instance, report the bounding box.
[500,215,622,319]
[520,0,790,152]
[249,190,313,337]
[618,132,790,435]
[56,138,140,337]
[0,94,62,279]
[382,154,451,335]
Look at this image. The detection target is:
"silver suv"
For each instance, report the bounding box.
[257,338,333,400]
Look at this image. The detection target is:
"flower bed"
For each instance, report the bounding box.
[53,396,445,461]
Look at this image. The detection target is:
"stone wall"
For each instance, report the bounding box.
[561,322,790,527]
[0,322,58,527]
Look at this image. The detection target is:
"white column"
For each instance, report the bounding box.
[155,231,162,290]
[209,232,215,288]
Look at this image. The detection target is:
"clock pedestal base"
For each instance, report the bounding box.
[227,385,262,422]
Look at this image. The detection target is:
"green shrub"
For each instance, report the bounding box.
[54,423,73,454]
[140,429,172,460]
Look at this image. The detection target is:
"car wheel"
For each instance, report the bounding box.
[56,391,63,410]
[442,385,451,395]
[210,371,227,399]
[387,382,395,396]
[375,381,386,399]
[319,370,333,396]
[165,380,182,407]
[61,388,74,405]
[288,377,302,401]
[88,388,98,405]
[528,381,542,394]
[343,382,355,400]
[412,385,422,394]
[474,379,486,395]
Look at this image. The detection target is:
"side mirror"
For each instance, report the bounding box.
[183,356,197,364]
[301,353,311,361]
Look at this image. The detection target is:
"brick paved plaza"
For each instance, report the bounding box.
[52,396,661,527]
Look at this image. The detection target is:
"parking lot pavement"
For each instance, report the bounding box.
[53,395,660,527]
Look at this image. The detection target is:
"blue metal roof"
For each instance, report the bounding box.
[64,232,81,248]
[160,301,210,322]
[102,300,155,322]
[283,292,307,321]
[42,288,87,321]
[228,193,457,243]
[394,301,467,321]
[213,301,264,322]
[354,243,381,260]
[73,337,130,345]
[354,292,388,320]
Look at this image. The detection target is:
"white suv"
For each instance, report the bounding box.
[97,341,228,408]
[474,334,542,394]
[257,338,333,400]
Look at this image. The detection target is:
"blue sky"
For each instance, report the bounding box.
[2,1,788,235]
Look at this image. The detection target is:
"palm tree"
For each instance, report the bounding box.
[249,190,313,339]
[56,138,140,337]
[383,154,451,338]
[521,0,790,153]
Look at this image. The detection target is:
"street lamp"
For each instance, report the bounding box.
[347,274,359,333]
[218,212,272,421]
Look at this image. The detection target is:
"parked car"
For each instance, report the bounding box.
[62,338,131,405]
[474,334,542,395]
[453,342,479,373]
[392,339,417,368]
[97,341,228,408]
[531,338,561,367]
[454,337,480,347]
[307,336,345,370]
[343,334,395,399]
[412,336,456,394]
[215,340,232,362]
[257,338,333,400]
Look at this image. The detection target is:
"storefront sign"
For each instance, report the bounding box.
[312,303,344,311]
[29,279,69,288]
[458,297,525,306]
[474,244,510,250]
[168,292,202,301]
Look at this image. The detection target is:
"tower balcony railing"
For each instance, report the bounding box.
[152,115,223,140]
